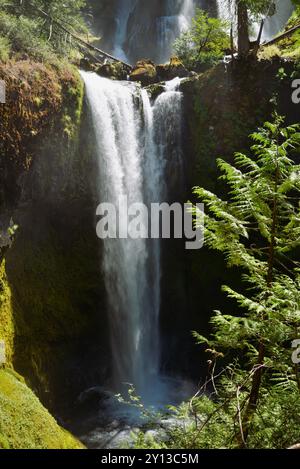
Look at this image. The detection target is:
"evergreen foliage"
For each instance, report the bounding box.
[193,114,300,445]
[0,0,87,63]
[134,115,300,449]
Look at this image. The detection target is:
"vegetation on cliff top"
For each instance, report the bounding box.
[0,0,87,65]
[259,6,300,60]
[173,9,230,72]
[175,3,300,70]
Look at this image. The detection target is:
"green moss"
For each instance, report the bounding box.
[61,70,84,140]
[145,83,165,100]
[0,36,11,62]
[1,60,103,409]
[184,60,296,192]
[0,369,85,449]
[258,8,300,60]
[0,260,14,366]
[4,212,103,404]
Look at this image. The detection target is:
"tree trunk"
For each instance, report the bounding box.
[252,19,265,56]
[237,1,250,56]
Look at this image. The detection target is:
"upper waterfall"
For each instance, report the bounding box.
[91,0,205,64]
[91,1,294,65]
[112,0,136,62]
[216,0,294,41]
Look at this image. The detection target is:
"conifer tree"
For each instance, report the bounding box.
[194,114,300,445]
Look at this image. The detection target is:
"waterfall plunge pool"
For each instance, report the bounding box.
[70,375,197,449]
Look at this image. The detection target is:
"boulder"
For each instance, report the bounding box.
[145,83,165,100]
[96,61,128,80]
[79,58,97,72]
[129,60,157,86]
[156,56,189,81]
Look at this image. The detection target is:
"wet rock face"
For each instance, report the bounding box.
[86,0,119,52]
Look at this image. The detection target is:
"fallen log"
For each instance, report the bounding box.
[262,23,300,48]
[23,1,132,71]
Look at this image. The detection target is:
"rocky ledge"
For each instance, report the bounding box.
[81,56,192,86]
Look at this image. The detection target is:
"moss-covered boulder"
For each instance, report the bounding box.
[96,61,128,80]
[0,368,84,449]
[144,82,165,100]
[156,56,189,81]
[79,57,98,72]
[130,59,157,85]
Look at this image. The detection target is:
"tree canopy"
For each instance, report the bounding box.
[173,8,229,70]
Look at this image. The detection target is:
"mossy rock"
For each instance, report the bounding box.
[130,60,157,85]
[0,369,85,449]
[145,83,165,100]
[157,56,189,81]
[0,260,14,366]
[0,60,83,208]
[97,61,128,80]
[0,61,108,411]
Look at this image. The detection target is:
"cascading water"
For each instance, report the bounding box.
[113,0,135,62]
[80,72,184,402]
[262,0,294,41]
[153,77,184,190]
[102,0,199,63]
[216,0,234,24]
[157,0,195,63]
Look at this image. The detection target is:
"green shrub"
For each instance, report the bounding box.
[0,12,57,63]
[173,9,230,71]
[0,36,11,62]
[0,0,87,64]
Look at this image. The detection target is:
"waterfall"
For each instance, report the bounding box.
[157,0,196,63]
[216,0,235,24]
[216,0,294,41]
[80,72,184,400]
[113,0,136,62]
[262,0,294,41]
[101,0,198,64]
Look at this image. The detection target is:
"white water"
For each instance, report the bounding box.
[113,0,135,62]
[157,0,196,63]
[262,0,294,41]
[153,77,184,192]
[81,72,184,401]
[111,0,197,63]
[216,0,235,25]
